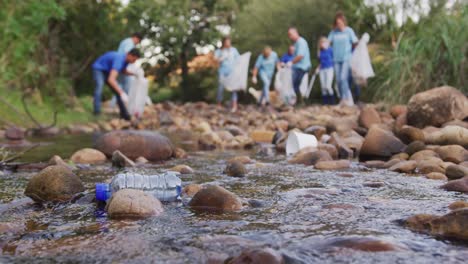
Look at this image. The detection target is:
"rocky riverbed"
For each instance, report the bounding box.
[0,86,467,263]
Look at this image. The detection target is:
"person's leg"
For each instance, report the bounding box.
[340,60,352,100]
[319,70,327,104]
[292,69,305,105]
[217,74,225,105]
[231,91,238,112]
[260,71,270,105]
[110,86,131,120]
[93,70,105,115]
[334,63,343,101]
[326,68,335,104]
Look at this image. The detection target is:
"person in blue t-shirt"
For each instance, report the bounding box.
[92,48,141,120]
[288,27,312,105]
[214,36,240,112]
[279,45,295,65]
[328,12,358,106]
[252,46,278,106]
[111,33,143,108]
[317,37,335,105]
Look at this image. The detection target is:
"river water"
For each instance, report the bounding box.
[0,134,467,263]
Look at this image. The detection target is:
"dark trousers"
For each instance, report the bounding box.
[93,69,130,120]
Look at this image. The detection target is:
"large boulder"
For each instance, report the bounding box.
[359,126,406,161]
[24,165,85,203]
[425,126,468,148]
[407,86,468,128]
[358,107,381,129]
[70,148,107,164]
[405,209,468,241]
[188,185,242,211]
[96,130,174,161]
[106,189,164,219]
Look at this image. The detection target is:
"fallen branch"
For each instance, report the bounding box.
[21,91,58,133]
[0,144,39,167]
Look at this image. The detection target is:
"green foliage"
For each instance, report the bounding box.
[370,2,468,103]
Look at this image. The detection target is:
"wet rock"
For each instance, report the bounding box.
[228,248,284,264]
[288,149,332,166]
[274,120,289,132]
[404,214,438,232]
[360,126,406,161]
[48,155,70,168]
[225,125,246,137]
[425,126,468,148]
[441,177,468,193]
[443,120,468,129]
[24,165,85,203]
[445,165,468,180]
[390,105,407,118]
[317,144,339,160]
[449,201,468,211]
[228,156,254,165]
[217,130,235,142]
[426,172,448,181]
[397,125,425,144]
[410,150,439,162]
[304,125,327,140]
[169,164,194,174]
[394,112,407,131]
[250,130,276,143]
[69,148,107,164]
[389,160,417,173]
[183,184,203,197]
[326,237,401,252]
[391,152,409,160]
[358,107,381,129]
[417,158,445,174]
[256,144,275,157]
[225,161,247,177]
[383,159,405,169]
[404,141,426,156]
[96,130,174,161]
[106,189,163,219]
[199,132,222,149]
[188,185,242,211]
[435,145,468,164]
[329,132,353,159]
[112,150,135,168]
[173,147,188,159]
[135,156,149,165]
[460,161,468,168]
[315,160,351,170]
[407,86,468,128]
[364,160,386,169]
[430,209,468,240]
[5,126,25,140]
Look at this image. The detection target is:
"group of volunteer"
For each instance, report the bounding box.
[215,12,372,112]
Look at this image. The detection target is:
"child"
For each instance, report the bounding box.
[316,37,335,105]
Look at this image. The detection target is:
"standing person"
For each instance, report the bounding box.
[214,36,240,112]
[111,33,143,107]
[252,46,279,106]
[316,37,335,105]
[279,45,295,66]
[92,48,141,120]
[287,27,311,105]
[328,12,358,106]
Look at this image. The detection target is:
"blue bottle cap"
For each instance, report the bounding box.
[96,183,111,202]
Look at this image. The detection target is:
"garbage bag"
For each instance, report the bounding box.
[350,33,375,85]
[128,65,149,118]
[223,52,251,92]
[274,67,296,105]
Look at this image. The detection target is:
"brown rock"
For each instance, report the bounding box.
[410,150,439,162]
[435,145,468,164]
[426,172,448,181]
[389,160,417,173]
[250,130,276,143]
[169,165,194,174]
[383,159,402,169]
[425,126,468,148]
[326,237,401,252]
[288,149,332,166]
[188,185,242,211]
[430,209,468,240]
[5,126,25,140]
[391,153,409,160]
[225,161,247,177]
[460,161,468,168]
[441,177,468,193]
[106,189,163,219]
[24,165,85,203]
[404,214,438,232]
[404,141,426,156]
[317,144,339,160]
[70,148,107,164]
[407,86,468,128]
[304,125,327,140]
[417,159,445,174]
[390,105,407,118]
[364,160,386,169]
[228,156,254,164]
[135,156,149,165]
[315,160,351,170]
[329,132,353,159]
[359,126,406,160]
[48,155,70,168]
[397,125,425,144]
[228,248,284,264]
[183,184,203,197]
[96,130,174,161]
[445,165,468,180]
[173,147,188,159]
[358,107,381,129]
[449,201,468,211]
[394,112,407,131]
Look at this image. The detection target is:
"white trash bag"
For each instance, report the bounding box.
[127,65,149,118]
[350,33,375,86]
[274,67,296,105]
[223,52,251,92]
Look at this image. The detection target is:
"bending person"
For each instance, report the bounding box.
[328,12,358,106]
[287,27,312,105]
[252,46,279,106]
[92,48,141,120]
[214,36,240,112]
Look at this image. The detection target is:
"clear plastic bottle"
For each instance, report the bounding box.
[109,171,182,202]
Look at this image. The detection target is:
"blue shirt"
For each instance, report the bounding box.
[215,47,240,76]
[254,51,278,79]
[92,51,128,73]
[328,27,358,62]
[319,48,334,69]
[118,38,135,53]
[293,37,312,71]
[280,53,294,63]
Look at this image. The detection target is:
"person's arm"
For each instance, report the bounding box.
[349,28,359,49]
[252,55,261,83]
[107,70,124,94]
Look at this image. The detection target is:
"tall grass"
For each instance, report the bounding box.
[370,3,468,103]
